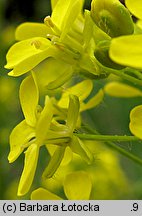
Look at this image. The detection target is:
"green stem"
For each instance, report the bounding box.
[105,67,142,86]
[96,60,142,86]
[124,67,142,80]
[102,140,142,165]
[78,124,142,166]
[75,133,140,142]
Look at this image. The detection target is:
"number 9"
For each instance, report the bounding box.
[133,203,138,211]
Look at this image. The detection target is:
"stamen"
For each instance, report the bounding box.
[44,16,61,35]
[44,16,54,28]
[47,34,59,42]
[31,40,42,49]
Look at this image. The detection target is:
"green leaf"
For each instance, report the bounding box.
[15,22,54,41]
[18,144,39,196]
[31,188,62,200]
[42,146,65,179]
[36,96,53,145]
[8,120,35,163]
[66,95,80,133]
[64,171,92,200]
[70,136,94,164]
[129,105,142,139]
[104,82,142,97]
[20,76,39,127]
[109,35,142,68]
[125,0,142,20]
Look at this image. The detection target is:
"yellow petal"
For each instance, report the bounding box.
[18,144,39,196]
[125,0,142,20]
[83,10,95,49]
[15,22,53,41]
[104,82,142,97]
[20,76,39,127]
[51,0,59,10]
[80,89,104,111]
[58,80,93,108]
[52,0,84,39]
[5,37,56,76]
[31,188,62,200]
[129,105,142,139]
[64,171,92,200]
[36,96,53,145]
[61,146,73,166]
[137,20,142,30]
[5,37,50,69]
[109,35,142,69]
[8,120,35,163]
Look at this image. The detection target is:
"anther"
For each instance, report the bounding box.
[31,40,42,49]
[44,16,54,28]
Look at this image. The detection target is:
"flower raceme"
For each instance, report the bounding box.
[6,0,142,199]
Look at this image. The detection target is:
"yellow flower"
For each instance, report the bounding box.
[44,79,104,179]
[9,76,100,196]
[42,93,94,181]
[8,75,53,196]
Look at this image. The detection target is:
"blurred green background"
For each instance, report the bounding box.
[1,0,142,200]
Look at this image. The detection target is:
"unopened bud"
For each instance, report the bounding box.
[91,0,134,37]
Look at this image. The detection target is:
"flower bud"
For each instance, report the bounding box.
[91,0,134,37]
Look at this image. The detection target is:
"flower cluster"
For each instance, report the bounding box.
[5,0,142,199]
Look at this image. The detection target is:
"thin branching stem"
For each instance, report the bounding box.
[75,133,140,142]
[77,124,142,166]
